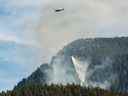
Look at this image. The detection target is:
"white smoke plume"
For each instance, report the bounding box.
[47,55,117,90]
[49,55,77,85]
[71,56,90,86]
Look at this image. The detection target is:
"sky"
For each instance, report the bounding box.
[0,0,128,91]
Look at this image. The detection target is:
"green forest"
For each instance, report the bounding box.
[0,84,127,96]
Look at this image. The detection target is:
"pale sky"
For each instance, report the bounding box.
[0,0,128,91]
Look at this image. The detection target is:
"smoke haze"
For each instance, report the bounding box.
[34,0,128,62]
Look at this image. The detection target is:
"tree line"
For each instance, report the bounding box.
[0,83,128,96]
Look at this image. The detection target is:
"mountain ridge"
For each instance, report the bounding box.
[17,37,128,92]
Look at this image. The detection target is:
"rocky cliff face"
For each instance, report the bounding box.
[17,37,128,92]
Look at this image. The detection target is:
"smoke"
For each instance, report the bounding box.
[71,56,90,86]
[3,0,128,64]
[47,55,91,86]
[49,55,78,84]
[85,57,117,89]
[47,54,118,90]
[34,0,128,63]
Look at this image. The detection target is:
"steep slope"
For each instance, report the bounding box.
[51,37,128,92]
[17,37,128,92]
[16,64,52,89]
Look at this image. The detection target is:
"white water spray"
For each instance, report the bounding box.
[71,56,89,86]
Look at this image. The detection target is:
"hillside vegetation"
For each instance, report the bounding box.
[0,84,127,96]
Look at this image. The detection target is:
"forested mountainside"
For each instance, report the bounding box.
[17,37,128,92]
[1,84,128,96]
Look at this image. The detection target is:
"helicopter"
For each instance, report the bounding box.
[54,8,64,12]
